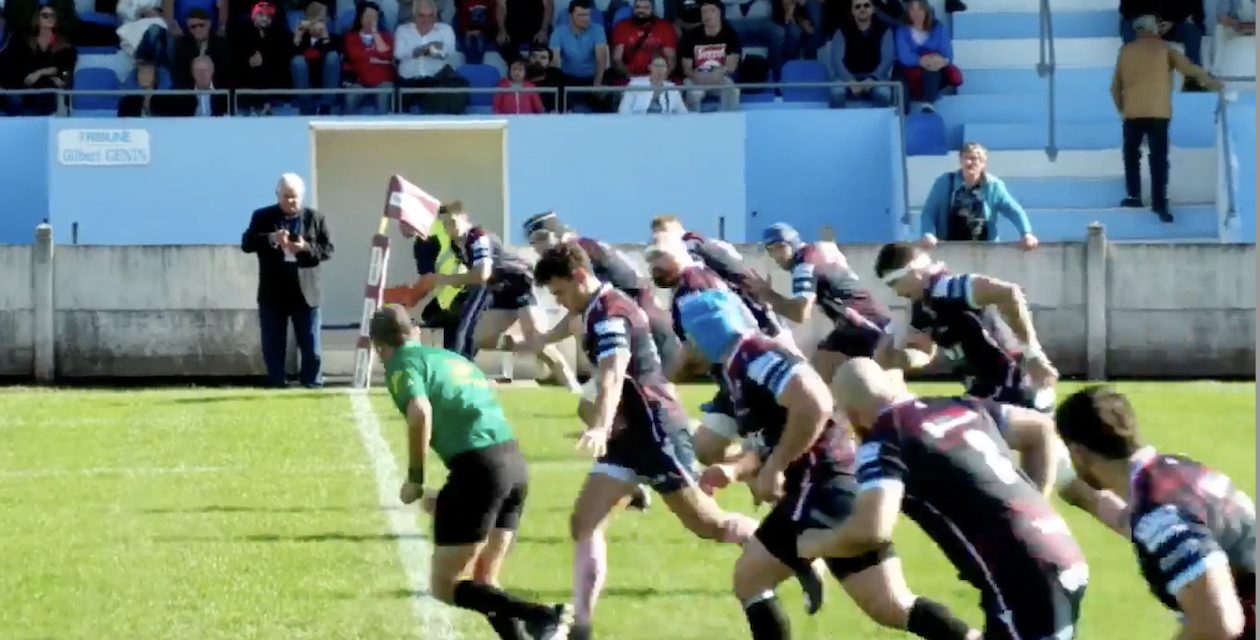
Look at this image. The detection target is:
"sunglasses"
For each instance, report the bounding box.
[39,11,56,18]
[188,21,209,28]
[853,3,872,8]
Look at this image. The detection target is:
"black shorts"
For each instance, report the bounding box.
[595,402,697,495]
[433,440,529,546]
[816,316,889,359]
[754,473,895,578]
[490,270,536,310]
[981,563,1085,640]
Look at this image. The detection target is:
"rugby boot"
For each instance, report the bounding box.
[523,603,574,640]
[795,558,827,615]
[628,484,652,511]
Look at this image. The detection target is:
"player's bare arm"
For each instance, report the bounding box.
[966,276,1041,356]
[801,478,905,559]
[698,448,760,495]
[1173,560,1247,640]
[535,309,577,346]
[401,396,434,506]
[875,312,936,370]
[757,368,833,501]
[581,348,629,457]
[749,273,814,323]
[998,404,1058,497]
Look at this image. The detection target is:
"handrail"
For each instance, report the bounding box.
[1212,75,1256,232]
[1035,0,1058,161]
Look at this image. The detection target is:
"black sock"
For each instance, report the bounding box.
[906,597,973,640]
[743,595,791,640]
[486,613,527,640]
[452,580,551,625]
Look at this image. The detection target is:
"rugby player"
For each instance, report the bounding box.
[645,237,798,467]
[382,220,470,347]
[677,294,977,640]
[434,201,580,391]
[802,358,1090,640]
[533,243,770,640]
[871,241,1130,534]
[1055,386,1255,640]
[749,222,890,384]
[368,305,573,640]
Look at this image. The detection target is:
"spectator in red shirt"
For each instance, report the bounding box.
[457,0,496,63]
[493,58,547,112]
[609,0,677,84]
[343,1,397,114]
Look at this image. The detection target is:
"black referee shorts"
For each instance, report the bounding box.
[432,440,529,546]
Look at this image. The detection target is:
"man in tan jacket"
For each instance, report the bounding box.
[1110,14,1221,223]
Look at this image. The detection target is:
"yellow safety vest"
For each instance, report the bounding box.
[431,225,463,310]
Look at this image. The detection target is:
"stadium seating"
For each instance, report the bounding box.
[457,63,502,113]
[778,60,829,106]
[71,67,122,114]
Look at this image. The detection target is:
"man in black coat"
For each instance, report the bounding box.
[241,173,334,388]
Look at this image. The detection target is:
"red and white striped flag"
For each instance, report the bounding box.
[386,174,441,237]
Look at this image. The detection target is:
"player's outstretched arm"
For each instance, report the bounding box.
[966,275,1042,357]
[996,405,1058,497]
[763,367,833,476]
[1173,560,1246,640]
[875,314,936,371]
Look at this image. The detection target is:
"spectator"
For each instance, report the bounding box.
[549,0,608,111]
[240,173,334,390]
[609,0,677,83]
[116,0,168,71]
[5,6,76,116]
[496,0,550,62]
[894,0,960,113]
[776,0,824,62]
[457,0,496,63]
[171,7,231,88]
[343,1,396,114]
[919,143,1038,249]
[830,0,895,108]
[394,0,468,114]
[1112,15,1221,222]
[291,2,341,115]
[117,59,175,116]
[720,0,782,76]
[163,0,226,39]
[679,0,739,111]
[493,57,547,112]
[169,55,230,115]
[524,42,562,110]
[1217,0,1256,37]
[234,1,292,115]
[666,0,701,35]
[619,54,687,112]
[1119,0,1206,72]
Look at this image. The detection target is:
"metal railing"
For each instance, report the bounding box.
[1035,0,1059,161]
[1213,76,1255,231]
[1,88,234,114]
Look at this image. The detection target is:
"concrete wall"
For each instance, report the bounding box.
[0,110,902,247]
[2,225,1253,381]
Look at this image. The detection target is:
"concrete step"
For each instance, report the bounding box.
[1000,177,1213,209]
[957,66,1112,95]
[963,121,1215,151]
[954,37,1123,69]
[906,148,1217,208]
[963,0,1103,11]
[954,10,1117,40]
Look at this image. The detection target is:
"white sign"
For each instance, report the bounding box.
[57,129,151,166]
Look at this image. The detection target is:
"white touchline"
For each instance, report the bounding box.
[346,390,460,640]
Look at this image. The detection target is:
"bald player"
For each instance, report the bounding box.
[802,359,1090,640]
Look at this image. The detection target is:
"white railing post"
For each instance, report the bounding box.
[1084,223,1108,380]
[32,224,55,383]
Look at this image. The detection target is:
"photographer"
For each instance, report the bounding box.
[918,142,1038,250]
[291,2,342,115]
[241,174,335,388]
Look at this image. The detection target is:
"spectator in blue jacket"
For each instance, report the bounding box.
[893,0,961,112]
[919,142,1039,250]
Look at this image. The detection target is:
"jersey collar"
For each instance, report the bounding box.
[581,283,612,320]
[1127,445,1159,494]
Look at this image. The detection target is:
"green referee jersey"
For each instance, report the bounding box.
[383,341,514,464]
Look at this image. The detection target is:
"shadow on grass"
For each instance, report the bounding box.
[162,391,332,405]
[154,532,428,543]
[377,586,728,601]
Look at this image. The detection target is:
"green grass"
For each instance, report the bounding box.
[0,382,1253,639]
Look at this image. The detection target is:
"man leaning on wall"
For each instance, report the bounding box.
[241,174,335,388]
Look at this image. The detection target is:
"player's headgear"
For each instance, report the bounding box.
[522,211,567,237]
[761,223,802,249]
[676,289,755,362]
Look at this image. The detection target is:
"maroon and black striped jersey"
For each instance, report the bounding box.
[908,271,1026,401]
[454,226,531,282]
[581,284,686,430]
[574,237,649,299]
[856,396,1088,596]
[721,333,856,488]
[1128,448,1255,634]
[787,242,887,327]
[681,231,746,287]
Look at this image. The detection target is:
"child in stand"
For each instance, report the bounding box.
[493,58,546,114]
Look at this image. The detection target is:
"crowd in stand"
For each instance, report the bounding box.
[0,0,1249,117]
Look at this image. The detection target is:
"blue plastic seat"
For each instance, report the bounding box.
[610,5,631,27]
[78,11,117,27]
[72,68,122,112]
[458,63,501,108]
[778,59,828,103]
[123,67,174,90]
[287,9,304,32]
[336,8,355,34]
[904,111,948,156]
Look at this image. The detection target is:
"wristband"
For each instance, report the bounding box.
[407,465,425,485]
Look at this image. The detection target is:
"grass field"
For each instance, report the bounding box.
[0,382,1254,640]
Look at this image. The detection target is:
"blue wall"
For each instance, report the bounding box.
[1227,103,1256,243]
[0,111,902,246]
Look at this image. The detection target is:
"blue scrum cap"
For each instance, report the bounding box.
[676,289,755,363]
[762,223,802,248]
[522,211,566,237]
